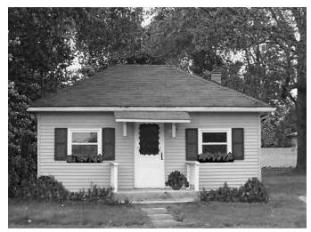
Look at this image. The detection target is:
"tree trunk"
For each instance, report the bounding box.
[294,8,306,172]
[296,88,306,172]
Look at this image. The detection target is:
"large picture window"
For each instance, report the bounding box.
[68,128,102,156]
[198,129,231,154]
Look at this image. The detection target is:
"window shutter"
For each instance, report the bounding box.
[232,128,244,160]
[185,128,198,161]
[54,128,67,161]
[102,128,115,160]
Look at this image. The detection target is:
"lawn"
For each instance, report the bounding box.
[8,168,306,228]
[167,168,306,228]
[8,200,151,228]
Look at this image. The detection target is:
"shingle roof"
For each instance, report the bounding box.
[31,65,270,108]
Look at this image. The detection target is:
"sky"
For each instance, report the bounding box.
[142,7,153,27]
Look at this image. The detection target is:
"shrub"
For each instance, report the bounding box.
[165,170,189,190]
[200,178,269,203]
[12,175,116,203]
[14,176,69,201]
[239,178,269,202]
[69,185,113,202]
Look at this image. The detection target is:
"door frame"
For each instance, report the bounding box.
[134,122,165,188]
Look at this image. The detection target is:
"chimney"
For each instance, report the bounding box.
[211,67,222,85]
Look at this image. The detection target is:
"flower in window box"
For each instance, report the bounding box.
[66,155,75,163]
[97,154,104,163]
[74,154,86,162]
[216,153,223,162]
[198,152,213,162]
[225,152,234,162]
[89,154,97,163]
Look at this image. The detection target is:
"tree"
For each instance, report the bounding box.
[9,8,76,98]
[73,8,144,70]
[8,7,145,196]
[144,7,306,170]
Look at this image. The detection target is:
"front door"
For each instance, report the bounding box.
[135,123,165,188]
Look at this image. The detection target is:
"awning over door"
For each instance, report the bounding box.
[114,111,191,123]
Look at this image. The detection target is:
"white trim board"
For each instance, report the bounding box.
[198,128,232,154]
[115,119,191,123]
[28,106,275,112]
[67,128,102,155]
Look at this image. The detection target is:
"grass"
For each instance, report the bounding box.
[167,168,306,228]
[8,200,151,228]
[8,168,306,228]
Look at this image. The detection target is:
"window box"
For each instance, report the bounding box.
[198,152,234,162]
[66,154,104,163]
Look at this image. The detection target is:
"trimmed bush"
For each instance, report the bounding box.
[14,176,69,201]
[200,178,269,203]
[12,175,116,203]
[239,178,269,202]
[165,170,189,190]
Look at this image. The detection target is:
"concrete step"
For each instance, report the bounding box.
[141,207,167,214]
[149,213,174,220]
[114,189,199,202]
[152,219,182,227]
[133,197,197,204]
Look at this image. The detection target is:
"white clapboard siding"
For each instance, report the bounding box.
[37,112,135,192]
[164,112,261,190]
[38,112,261,192]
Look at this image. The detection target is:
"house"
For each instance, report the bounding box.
[28,65,275,193]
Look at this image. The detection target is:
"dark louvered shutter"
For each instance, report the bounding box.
[185,128,198,161]
[54,128,67,161]
[102,128,115,160]
[232,128,244,160]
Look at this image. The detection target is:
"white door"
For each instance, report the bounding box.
[135,123,165,188]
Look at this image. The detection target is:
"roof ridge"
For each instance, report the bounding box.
[174,66,270,107]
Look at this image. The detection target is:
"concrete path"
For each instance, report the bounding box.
[141,207,182,227]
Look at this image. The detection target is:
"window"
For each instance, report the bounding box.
[68,129,102,156]
[198,129,231,154]
[139,124,160,155]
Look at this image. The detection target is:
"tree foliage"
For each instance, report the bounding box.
[144,8,306,169]
[73,8,144,70]
[8,7,145,197]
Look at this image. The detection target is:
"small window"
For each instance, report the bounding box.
[199,129,231,154]
[68,129,102,156]
[139,124,159,155]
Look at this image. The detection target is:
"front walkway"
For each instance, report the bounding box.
[141,207,182,227]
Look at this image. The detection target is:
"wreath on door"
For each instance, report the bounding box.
[139,124,159,155]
